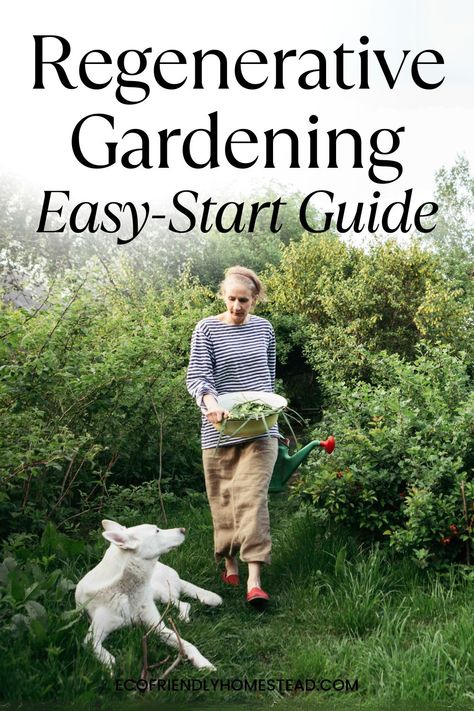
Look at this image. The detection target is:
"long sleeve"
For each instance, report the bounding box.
[186,323,218,410]
[268,327,276,391]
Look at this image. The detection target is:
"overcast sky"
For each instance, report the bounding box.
[1,0,473,220]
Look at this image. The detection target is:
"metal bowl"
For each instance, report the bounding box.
[213,391,287,438]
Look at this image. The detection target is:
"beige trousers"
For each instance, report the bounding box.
[202,437,278,565]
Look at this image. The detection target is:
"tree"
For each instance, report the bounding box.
[267,233,473,387]
[427,155,474,287]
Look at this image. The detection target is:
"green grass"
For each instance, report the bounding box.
[1,494,474,711]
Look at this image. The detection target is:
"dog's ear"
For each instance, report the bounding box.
[102,519,126,531]
[102,530,138,549]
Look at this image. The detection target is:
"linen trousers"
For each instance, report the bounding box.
[202,436,278,565]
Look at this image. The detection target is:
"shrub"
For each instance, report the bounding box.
[295,345,474,566]
[0,266,213,536]
[267,234,473,387]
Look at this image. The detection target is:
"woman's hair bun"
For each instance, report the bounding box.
[220,266,266,302]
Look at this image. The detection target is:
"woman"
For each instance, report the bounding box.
[186,266,279,606]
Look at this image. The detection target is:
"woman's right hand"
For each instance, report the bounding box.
[202,393,229,423]
[205,405,230,424]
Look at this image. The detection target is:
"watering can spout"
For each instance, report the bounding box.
[269,435,335,493]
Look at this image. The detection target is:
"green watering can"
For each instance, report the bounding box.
[269,435,335,493]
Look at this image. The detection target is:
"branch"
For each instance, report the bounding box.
[138,602,186,686]
[0,275,57,340]
[95,254,138,307]
[35,276,88,361]
[50,448,92,512]
[150,398,168,525]
[461,479,471,566]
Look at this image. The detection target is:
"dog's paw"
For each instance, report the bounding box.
[94,651,116,673]
[185,648,216,671]
[202,592,223,607]
[177,601,191,622]
[193,657,216,671]
[104,660,116,676]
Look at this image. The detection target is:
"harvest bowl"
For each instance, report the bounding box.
[213,390,288,438]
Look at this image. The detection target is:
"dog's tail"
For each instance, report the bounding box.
[180,580,223,607]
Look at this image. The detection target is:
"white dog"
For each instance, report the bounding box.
[75,519,222,671]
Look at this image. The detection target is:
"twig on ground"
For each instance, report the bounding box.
[161,617,186,680]
[139,604,186,687]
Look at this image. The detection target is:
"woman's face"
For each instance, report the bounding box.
[222,279,256,325]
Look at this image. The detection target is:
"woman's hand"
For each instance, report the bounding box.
[202,394,229,424]
[205,405,230,424]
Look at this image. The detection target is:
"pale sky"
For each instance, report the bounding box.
[1,0,473,224]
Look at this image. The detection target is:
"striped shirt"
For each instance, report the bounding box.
[186,315,278,449]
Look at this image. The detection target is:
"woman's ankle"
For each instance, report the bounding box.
[224,556,238,575]
[247,561,262,591]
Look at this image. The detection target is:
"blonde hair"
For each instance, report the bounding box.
[219,265,267,302]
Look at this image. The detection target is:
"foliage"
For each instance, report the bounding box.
[429,154,474,277]
[2,503,474,705]
[1,163,474,572]
[184,187,319,289]
[2,163,474,703]
[0,178,310,289]
[295,345,474,565]
[0,264,214,535]
[267,233,474,386]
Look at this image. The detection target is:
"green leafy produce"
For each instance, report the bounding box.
[227,400,282,420]
[215,399,303,451]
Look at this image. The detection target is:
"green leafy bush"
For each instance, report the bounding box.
[295,345,474,566]
[0,266,213,535]
[267,234,473,387]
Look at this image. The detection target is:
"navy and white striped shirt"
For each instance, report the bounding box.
[186,315,278,449]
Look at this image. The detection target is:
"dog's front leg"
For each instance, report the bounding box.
[85,606,124,672]
[175,600,191,622]
[139,602,216,671]
[180,580,223,607]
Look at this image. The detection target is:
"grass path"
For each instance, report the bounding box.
[1,493,474,710]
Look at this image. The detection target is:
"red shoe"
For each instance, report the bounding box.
[221,570,240,586]
[246,587,270,605]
